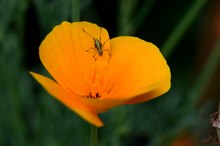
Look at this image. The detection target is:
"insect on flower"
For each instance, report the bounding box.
[82,27,110,60]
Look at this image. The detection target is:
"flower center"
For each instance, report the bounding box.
[87,92,101,99]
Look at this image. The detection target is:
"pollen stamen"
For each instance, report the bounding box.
[87,92,101,99]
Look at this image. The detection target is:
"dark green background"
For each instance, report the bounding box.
[1,0,219,146]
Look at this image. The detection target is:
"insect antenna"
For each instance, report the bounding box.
[99,27,102,43]
[82,28,96,41]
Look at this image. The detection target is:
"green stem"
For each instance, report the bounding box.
[189,39,220,106]
[71,0,80,22]
[132,0,158,35]
[90,125,98,146]
[161,0,208,58]
[117,0,138,35]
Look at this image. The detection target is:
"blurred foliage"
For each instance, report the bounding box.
[0,0,220,146]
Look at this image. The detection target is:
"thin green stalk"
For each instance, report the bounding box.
[132,0,158,35]
[71,0,80,22]
[189,39,220,106]
[161,0,208,58]
[90,125,98,146]
[117,0,138,35]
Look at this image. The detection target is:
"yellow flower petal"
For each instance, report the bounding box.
[29,72,103,127]
[78,83,158,113]
[125,81,171,104]
[74,37,171,112]
[103,36,171,102]
[39,21,110,96]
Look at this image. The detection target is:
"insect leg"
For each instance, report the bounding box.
[86,47,96,52]
[102,49,111,56]
[93,53,98,61]
[103,38,110,47]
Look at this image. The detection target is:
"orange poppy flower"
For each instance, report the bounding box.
[169,133,197,146]
[30,21,171,127]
